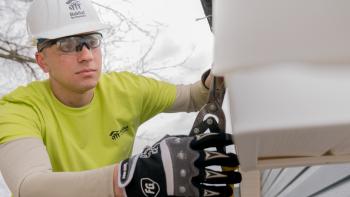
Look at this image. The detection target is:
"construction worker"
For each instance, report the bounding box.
[0,0,241,196]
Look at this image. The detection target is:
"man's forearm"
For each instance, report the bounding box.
[0,138,116,197]
[167,80,209,113]
[167,70,224,113]
[113,165,124,197]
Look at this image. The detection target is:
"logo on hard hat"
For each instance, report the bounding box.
[66,0,86,19]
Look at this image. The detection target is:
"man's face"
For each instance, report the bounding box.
[36,33,103,94]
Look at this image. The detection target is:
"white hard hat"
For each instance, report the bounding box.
[26,0,110,40]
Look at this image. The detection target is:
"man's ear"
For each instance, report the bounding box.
[35,52,49,73]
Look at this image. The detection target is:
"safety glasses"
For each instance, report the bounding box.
[37,33,103,53]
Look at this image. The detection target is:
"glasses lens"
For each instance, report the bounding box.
[56,33,103,53]
[57,37,81,52]
[85,34,102,48]
[38,40,55,52]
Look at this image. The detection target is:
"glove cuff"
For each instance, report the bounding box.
[118,155,139,197]
[118,146,167,197]
[118,155,139,188]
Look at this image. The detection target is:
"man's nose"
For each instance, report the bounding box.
[77,44,93,61]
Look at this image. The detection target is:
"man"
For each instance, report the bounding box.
[0,0,240,196]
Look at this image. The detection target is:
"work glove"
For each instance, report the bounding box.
[118,132,241,197]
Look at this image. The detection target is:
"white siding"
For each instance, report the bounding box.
[260,164,350,197]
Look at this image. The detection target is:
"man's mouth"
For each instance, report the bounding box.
[75,69,96,74]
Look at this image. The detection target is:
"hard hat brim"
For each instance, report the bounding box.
[34,22,111,40]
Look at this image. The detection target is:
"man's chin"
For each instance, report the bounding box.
[75,82,98,94]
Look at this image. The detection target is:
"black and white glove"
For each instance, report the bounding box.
[118,133,241,197]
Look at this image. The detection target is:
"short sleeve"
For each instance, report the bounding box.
[0,100,42,144]
[138,76,176,123]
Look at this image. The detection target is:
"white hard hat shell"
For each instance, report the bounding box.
[26,0,110,40]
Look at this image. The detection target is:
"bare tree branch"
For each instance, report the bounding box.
[93,1,157,37]
[0,0,40,80]
[0,37,35,63]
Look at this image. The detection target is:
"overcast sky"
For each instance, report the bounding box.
[130,0,214,152]
[100,0,213,82]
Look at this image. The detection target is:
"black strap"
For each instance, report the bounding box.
[200,0,213,29]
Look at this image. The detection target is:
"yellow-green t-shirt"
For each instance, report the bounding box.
[0,72,176,172]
